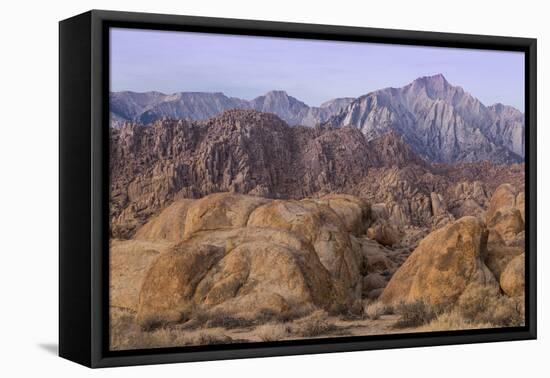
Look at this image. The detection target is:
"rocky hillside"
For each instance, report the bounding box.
[325,74,524,163]
[110,109,524,238]
[110,90,353,127]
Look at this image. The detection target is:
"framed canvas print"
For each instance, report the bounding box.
[59,10,537,368]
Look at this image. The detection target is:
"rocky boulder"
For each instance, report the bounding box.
[247,199,363,297]
[379,216,499,307]
[486,184,517,222]
[487,207,524,244]
[136,227,346,327]
[500,253,525,297]
[370,203,390,223]
[319,194,371,235]
[134,199,195,242]
[135,192,375,328]
[110,239,175,312]
[367,223,402,247]
[183,193,269,238]
[516,191,525,222]
[484,242,524,281]
[485,184,524,244]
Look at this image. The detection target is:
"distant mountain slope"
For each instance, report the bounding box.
[325,74,524,163]
[110,90,353,127]
[110,74,524,164]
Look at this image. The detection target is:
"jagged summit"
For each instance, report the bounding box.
[324,75,524,163]
[413,73,449,85]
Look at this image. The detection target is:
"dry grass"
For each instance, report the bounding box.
[255,323,292,342]
[110,307,240,350]
[393,300,438,328]
[293,310,338,337]
[417,286,525,332]
[193,333,235,345]
[110,305,339,349]
[364,301,394,320]
[181,306,314,331]
[419,311,493,332]
[455,286,524,327]
[112,286,524,350]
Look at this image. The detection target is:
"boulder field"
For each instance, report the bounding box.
[111,183,525,330]
[379,183,525,308]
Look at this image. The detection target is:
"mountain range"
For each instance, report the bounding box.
[110,90,354,128]
[110,74,524,164]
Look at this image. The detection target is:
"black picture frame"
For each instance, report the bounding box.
[59,9,537,368]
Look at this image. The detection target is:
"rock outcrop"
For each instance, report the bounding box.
[110,109,525,238]
[136,193,371,328]
[500,254,525,297]
[379,216,499,307]
[110,239,175,311]
[183,193,269,238]
[247,198,363,297]
[486,184,525,244]
[484,241,524,281]
[134,199,195,242]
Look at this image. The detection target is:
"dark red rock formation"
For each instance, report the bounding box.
[110,109,525,238]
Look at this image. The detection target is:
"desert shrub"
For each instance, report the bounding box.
[193,333,234,346]
[110,306,244,349]
[456,286,524,327]
[256,307,311,324]
[205,311,256,329]
[295,310,337,337]
[393,300,437,328]
[110,307,140,350]
[337,300,365,320]
[364,301,393,320]
[420,310,493,332]
[421,286,525,331]
[139,315,170,331]
[180,307,256,330]
[111,307,194,350]
[182,305,314,330]
[255,323,292,342]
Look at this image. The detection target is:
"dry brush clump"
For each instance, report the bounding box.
[180,305,316,331]
[454,286,524,327]
[419,311,493,332]
[255,323,293,342]
[392,300,441,328]
[293,310,338,337]
[364,301,394,320]
[417,286,525,332]
[110,307,243,350]
[193,333,235,346]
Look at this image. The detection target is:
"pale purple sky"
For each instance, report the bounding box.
[110,28,525,111]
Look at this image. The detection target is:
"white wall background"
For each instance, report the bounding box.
[0,0,546,376]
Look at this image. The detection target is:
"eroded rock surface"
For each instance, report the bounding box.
[136,193,372,327]
[500,254,525,297]
[379,216,499,307]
